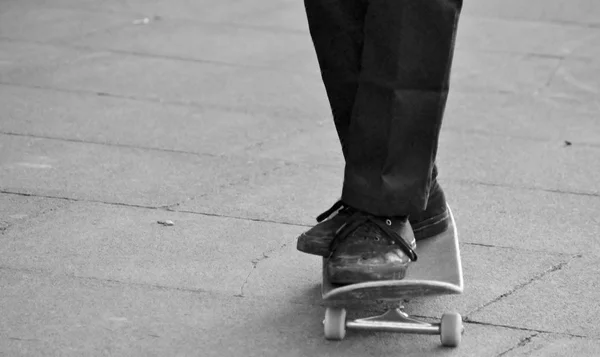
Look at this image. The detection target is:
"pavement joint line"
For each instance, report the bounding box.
[0,131,224,159]
[0,188,304,224]
[466,13,600,30]
[495,333,539,357]
[174,209,311,228]
[6,34,598,79]
[0,81,327,120]
[0,189,596,235]
[465,254,583,317]
[0,264,213,296]
[4,128,600,174]
[0,189,575,260]
[463,319,592,339]
[0,189,312,228]
[0,36,321,77]
[452,178,600,198]
[337,312,592,338]
[0,3,311,36]
[0,190,79,203]
[456,47,595,62]
[2,83,600,150]
[461,242,577,257]
[444,128,600,148]
[12,32,596,65]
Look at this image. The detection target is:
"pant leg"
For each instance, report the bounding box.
[303,0,367,159]
[341,0,463,217]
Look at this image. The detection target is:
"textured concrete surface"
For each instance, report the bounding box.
[1,0,600,355]
[1,269,530,357]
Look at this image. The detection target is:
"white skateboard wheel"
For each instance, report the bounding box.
[324,307,347,340]
[440,312,462,347]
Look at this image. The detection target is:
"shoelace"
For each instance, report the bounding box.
[317,201,418,261]
[316,200,346,222]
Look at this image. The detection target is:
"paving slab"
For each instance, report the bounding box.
[243,240,569,319]
[503,334,600,357]
[0,201,301,295]
[445,92,600,145]
[0,85,316,155]
[470,255,599,336]
[0,134,279,206]
[0,269,531,357]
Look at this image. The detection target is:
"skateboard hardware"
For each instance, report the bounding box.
[323,307,463,346]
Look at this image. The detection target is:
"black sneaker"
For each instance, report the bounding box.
[297,182,450,256]
[326,213,417,284]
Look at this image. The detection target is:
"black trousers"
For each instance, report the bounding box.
[304,0,463,216]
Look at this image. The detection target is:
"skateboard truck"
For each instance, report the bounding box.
[323,306,463,347]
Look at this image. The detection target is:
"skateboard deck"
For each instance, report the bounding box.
[319,205,464,346]
[322,205,462,303]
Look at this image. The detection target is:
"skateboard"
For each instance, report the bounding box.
[321,205,464,347]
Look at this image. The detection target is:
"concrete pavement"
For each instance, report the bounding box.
[1,0,599,355]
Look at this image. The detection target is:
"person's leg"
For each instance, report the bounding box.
[297,0,463,261]
[342,0,463,217]
[303,0,367,160]
[325,0,463,283]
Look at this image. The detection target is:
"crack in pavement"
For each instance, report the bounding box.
[452,178,600,198]
[466,254,583,317]
[234,238,296,298]
[0,131,223,159]
[495,333,539,357]
[0,264,211,295]
[0,189,312,229]
[466,319,596,340]
[0,80,324,118]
